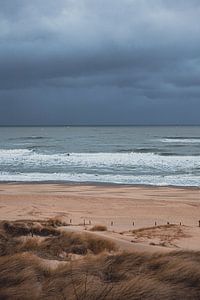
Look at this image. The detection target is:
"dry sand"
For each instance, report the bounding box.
[0,183,200,252]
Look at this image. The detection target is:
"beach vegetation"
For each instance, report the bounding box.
[1,219,200,299]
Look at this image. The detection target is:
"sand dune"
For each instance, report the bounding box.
[1,184,200,299]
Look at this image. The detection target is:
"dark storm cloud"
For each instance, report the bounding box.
[0,0,200,124]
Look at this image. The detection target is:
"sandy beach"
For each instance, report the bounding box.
[1,183,200,252]
[1,184,200,299]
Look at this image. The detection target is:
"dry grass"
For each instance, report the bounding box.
[24,232,116,260]
[1,219,200,299]
[46,216,68,228]
[90,225,107,232]
[130,224,188,247]
[1,218,65,237]
[0,220,116,260]
[1,250,200,299]
[0,253,44,300]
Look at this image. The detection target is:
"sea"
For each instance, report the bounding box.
[0,126,200,187]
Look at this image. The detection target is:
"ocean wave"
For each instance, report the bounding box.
[163,136,200,139]
[8,136,46,141]
[0,149,199,172]
[0,172,199,186]
[119,148,162,153]
[160,138,200,143]
[119,148,189,155]
[27,145,57,150]
[0,149,31,156]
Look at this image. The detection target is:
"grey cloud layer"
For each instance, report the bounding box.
[0,0,200,124]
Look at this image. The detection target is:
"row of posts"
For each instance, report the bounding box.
[68,219,200,227]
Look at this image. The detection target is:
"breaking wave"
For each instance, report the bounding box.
[0,148,199,186]
[0,172,200,186]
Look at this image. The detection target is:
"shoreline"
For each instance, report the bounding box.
[0,181,200,190]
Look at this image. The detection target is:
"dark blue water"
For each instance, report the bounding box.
[0,126,200,186]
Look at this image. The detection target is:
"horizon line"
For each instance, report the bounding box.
[0,124,200,127]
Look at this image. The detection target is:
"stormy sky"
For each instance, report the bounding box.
[0,0,200,125]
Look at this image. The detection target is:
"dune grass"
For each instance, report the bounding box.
[0,219,116,260]
[130,224,188,247]
[90,225,107,231]
[2,219,62,237]
[1,250,200,299]
[1,219,200,299]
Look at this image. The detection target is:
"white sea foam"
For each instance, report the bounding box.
[0,149,199,171]
[0,172,199,186]
[0,149,31,156]
[161,138,200,143]
[0,149,199,185]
